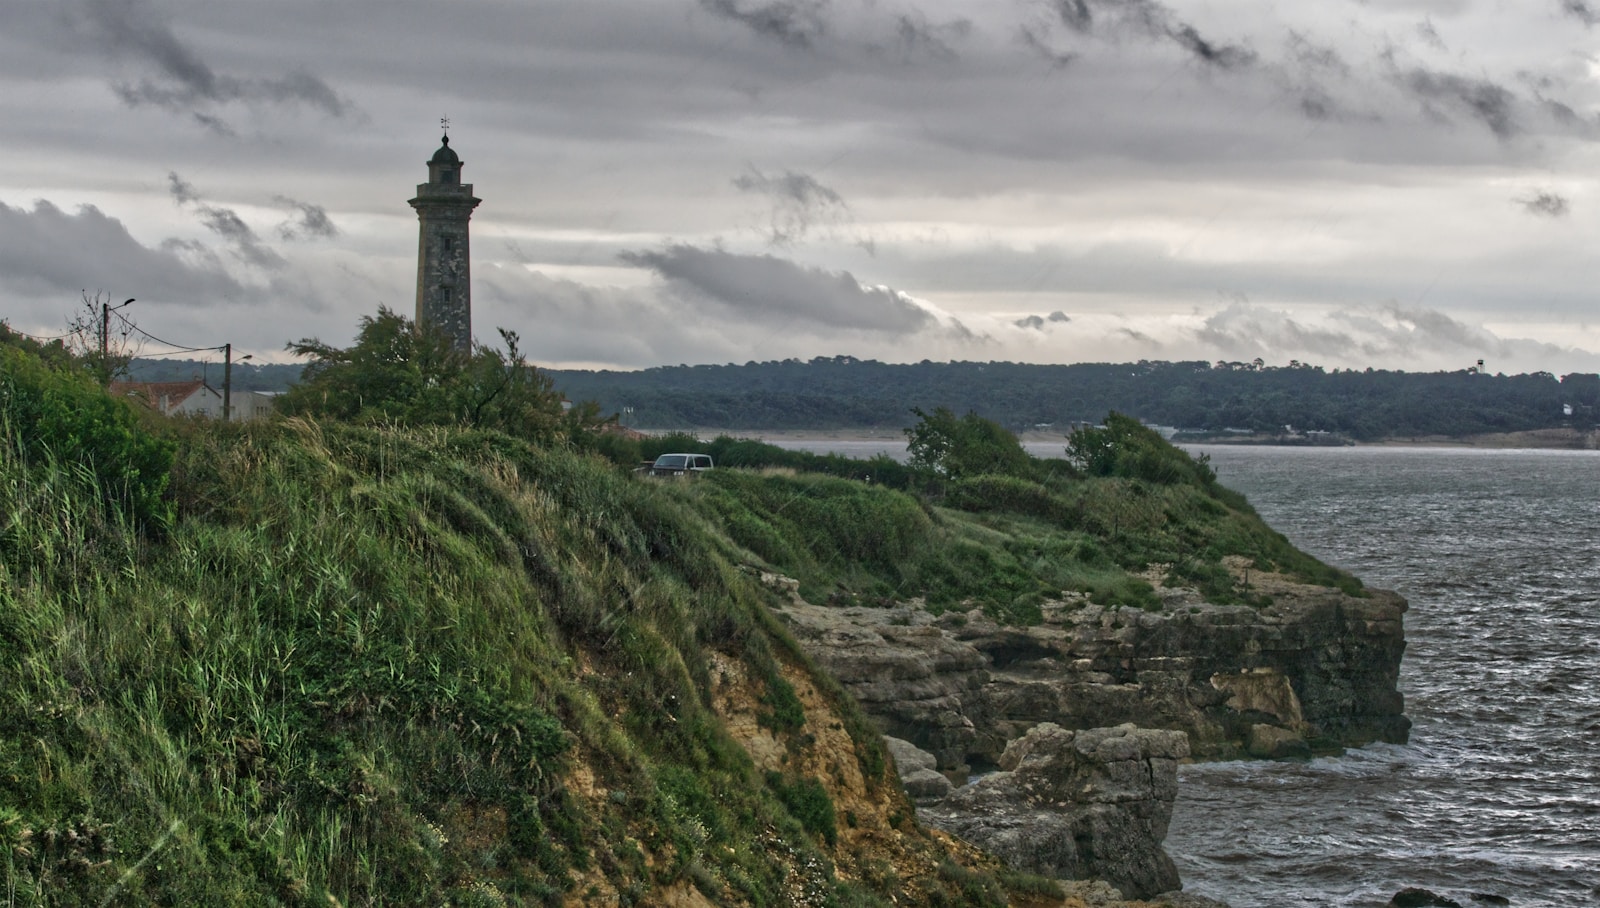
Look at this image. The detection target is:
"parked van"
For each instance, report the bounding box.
[644,453,713,477]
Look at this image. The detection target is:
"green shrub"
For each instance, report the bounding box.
[905,407,1033,480]
[766,773,837,846]
[944,475,1077,526]
[0,344,174,529]
[1067,411,1216,486]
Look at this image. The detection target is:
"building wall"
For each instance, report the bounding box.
[168,386,223,418]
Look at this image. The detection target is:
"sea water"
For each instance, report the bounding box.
[1165,446,1600,907]
[764,440,1600,905]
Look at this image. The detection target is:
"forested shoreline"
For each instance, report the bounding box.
[125,355,1600,441]
[549,358,1600,441]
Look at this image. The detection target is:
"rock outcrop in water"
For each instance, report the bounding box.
[773,566,1409,772]
[763,566,1405,900]
[916,723,1189,899]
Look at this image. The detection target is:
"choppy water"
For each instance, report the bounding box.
[1165,446,1600,908]
[767,439,1600,905]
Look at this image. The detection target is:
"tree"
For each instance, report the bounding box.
[65,291,139,386]
[904,407,1032,479]
[1066,412,1215,486]
[280,307,595,443]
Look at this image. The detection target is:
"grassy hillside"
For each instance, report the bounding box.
[635,416,1361,622]
[1,401,1059,905]
[1,338,1362,906]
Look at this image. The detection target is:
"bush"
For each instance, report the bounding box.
[1067,412,1216,487]
[0,344,174,529]
[943,475,1078,526]
[279,308,584,444]
[767,773,837,846]
[905,407,1033,480]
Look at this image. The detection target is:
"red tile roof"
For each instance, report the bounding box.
[108,380,209,412]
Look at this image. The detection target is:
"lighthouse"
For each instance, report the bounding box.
[408,133,481,352]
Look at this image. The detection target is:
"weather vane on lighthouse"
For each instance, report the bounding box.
[440,116,450,137]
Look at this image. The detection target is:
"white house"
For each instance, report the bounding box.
[109,381,280,421]
[110,380,223,418]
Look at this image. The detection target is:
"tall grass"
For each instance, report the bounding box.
[668,454,1360,622]
[0,413,971,906]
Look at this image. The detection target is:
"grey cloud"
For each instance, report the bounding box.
[1279,32,1352,121]
[619,243,937,334]
[197,206,284,270]
[1561,0,1599,25]
[732,167,849,246]
[1017,25,1076,69]
[190,111,237,137]
[76,0,348,119]
[1167,23,1256,70]
[273,196,339,240]
[1195,302,1580,368]
[1197,303,1359,360]
[1517,192,1570,218]
[478,263,976,369]
[167,171,200,205]
[1543,98,1581,125]
[893,12,971,62]
[1015,311,1071,330]
[1395,68,1517,138]
[1416,19,1447,52]
[1336,303,1513,359]
[1094,0,1169,38]
[699,0,829,50]
[0,199,242,302]
[1053,0,1256,70]
[1295,89,1336,121]
[1535,95,1599,134]
[1050,0,1093,34]
[168,171,286,268]
[1285,31,1349,77]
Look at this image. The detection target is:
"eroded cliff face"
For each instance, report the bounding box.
[755,567,1404,902]
[769,567,1409,772]
[919,723,1190,900]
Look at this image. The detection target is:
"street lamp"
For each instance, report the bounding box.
[99,297,133,382]
[223,346,253,421]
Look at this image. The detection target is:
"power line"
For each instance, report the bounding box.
[1,323,77,342]
[111,311,224,356]
[133,347,224,359]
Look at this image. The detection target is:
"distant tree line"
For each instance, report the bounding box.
[125,357,303,393]
[549,357,1600,441]
[123,352,1600,441]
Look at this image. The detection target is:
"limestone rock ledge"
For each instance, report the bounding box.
[916,723,1190,900]
[771,571,1409,771]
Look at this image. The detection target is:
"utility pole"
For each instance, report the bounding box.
[223,345,253,421]
[99,297,134,384]
[223,343,233,421]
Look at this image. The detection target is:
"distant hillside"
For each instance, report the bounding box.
[125,357,302,392]
[129,354,1600,442]
[550,357,1600,441]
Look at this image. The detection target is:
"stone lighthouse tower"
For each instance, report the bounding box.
[408,134,481,352]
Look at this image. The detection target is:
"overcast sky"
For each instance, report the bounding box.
[2,0,1597,374]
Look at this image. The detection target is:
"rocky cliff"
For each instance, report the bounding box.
[772,564,1409,774]
[760,564,1407,900]
[918,723,1190,899]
